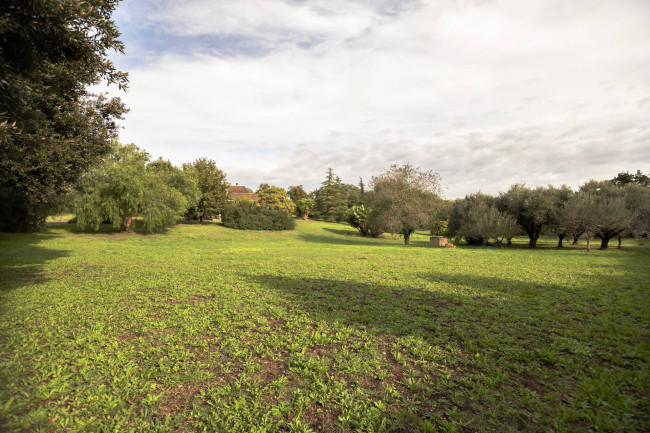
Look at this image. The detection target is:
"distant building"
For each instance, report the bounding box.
[229,184,260,202]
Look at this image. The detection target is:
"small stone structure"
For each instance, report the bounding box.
[430,236,448,247]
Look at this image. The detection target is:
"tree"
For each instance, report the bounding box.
[367,164,441,245]
[0,0,129,231]
[611,170,650,187]
[287,185,309,202]
[458,202,519,246]
[295,198,315,220]
[183,158,229,223]
[448,193,496,245]
[545,185,573,247]
[498,185,556,248]
[622,183,650,240]
[359,178,366,205]
[342,183,362,208]
[145,157,200,230]
[428,199,453,236]
[258,186,295,214]
[579,180,634,249]
[73,144,195,232]
[313,168,347,222]
[257,183,271,193]
[558,193,600,252]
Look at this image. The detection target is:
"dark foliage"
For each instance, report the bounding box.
[222,202,295,231]
[0,0,129,231]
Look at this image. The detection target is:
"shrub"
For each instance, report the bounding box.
[222,202,295,231]
[346,205,370,236]
[429,220,448,236]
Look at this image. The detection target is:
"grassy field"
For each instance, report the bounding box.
[0,221,648,432]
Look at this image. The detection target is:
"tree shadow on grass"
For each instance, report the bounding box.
[0,232,69,296]
[244,271,576,348]
[298,229,395,248]
[49,221,172,236]
[246,268,644,353]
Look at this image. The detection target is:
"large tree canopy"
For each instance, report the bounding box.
[0,0,128,231]
[258,186,295,214]
[183,158,229,223]
[611,170,650,188]
[498,184,557,248]
[74,144,198,232]
[367,164,441,245]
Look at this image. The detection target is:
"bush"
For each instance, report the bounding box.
[222,202,295,231]
[429,220,448,236]
[346,205,370,236]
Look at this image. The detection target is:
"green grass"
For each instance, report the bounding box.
[44,214,74,224]
[1,221,648,432]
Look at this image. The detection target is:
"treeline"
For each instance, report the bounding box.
[2,140,649,250]
[69,143,295,232]
[447,172,650,250]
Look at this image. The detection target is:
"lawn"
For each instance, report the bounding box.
[0,221,648,432]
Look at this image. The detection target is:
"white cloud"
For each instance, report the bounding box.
[113,0,650,197]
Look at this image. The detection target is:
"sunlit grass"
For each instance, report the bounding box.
[1,221,648,432]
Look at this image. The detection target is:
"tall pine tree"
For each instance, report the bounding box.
[314,168,347,221]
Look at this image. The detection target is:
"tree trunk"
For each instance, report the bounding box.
[599,236,611,250]
[404,233,410,245]
[557,234,566,248]
[506,237,512,246]
[586,237,591,252]
[302,214,308,220]
[120,210,135,231]
[618,236,622,249]
[199,215,203,224]
[528,231,539,248]
[572,235,580,245]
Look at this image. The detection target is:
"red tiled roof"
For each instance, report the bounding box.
[230,185,248,194]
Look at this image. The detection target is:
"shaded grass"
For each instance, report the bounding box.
[0,221,648,432]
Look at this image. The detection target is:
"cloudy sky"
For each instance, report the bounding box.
[108,0,650,198]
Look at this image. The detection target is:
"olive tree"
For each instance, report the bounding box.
[622,183,650,241]
[498,185,556,248]
[557,193,600,252]
[448,193,496,245]
[458,202,519,246]
[579,180,634,249]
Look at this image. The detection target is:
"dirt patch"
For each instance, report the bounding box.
[116,333,139,343]
[302,403,341,432]
[256,358,289,387]
[159,384,205,418]
[186,294,215,305]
